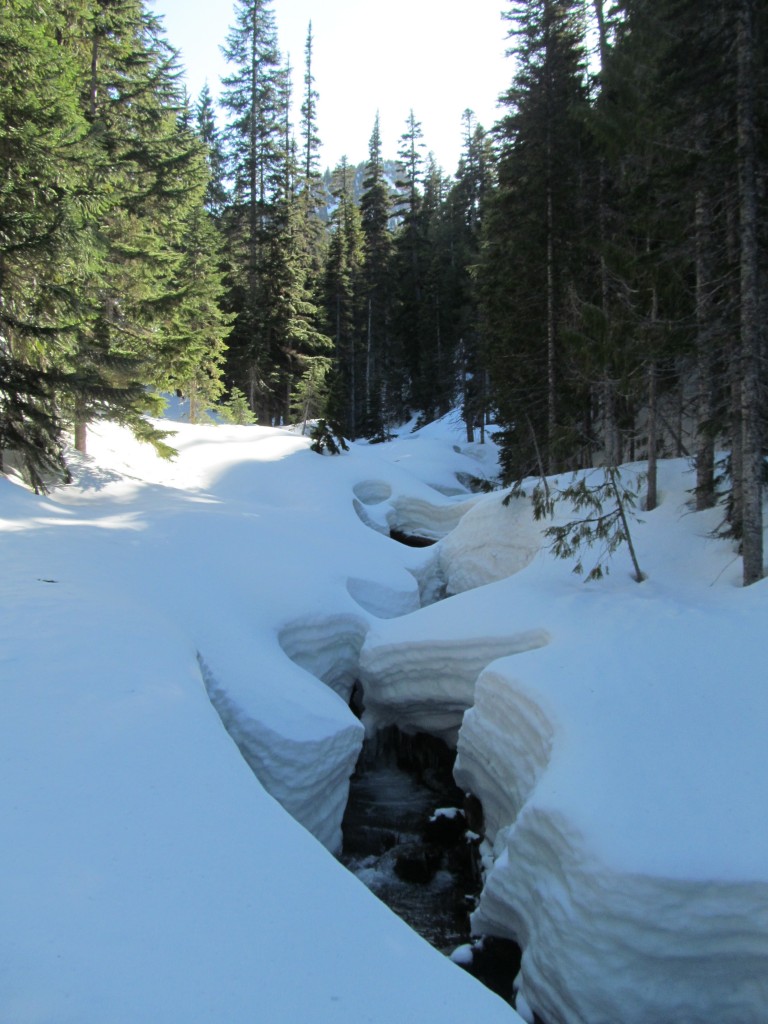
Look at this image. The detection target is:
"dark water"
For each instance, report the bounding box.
[339,728,481,953]
[340,759,476,952]
[339,726,524,1008]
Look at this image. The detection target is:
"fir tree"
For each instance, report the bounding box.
[390,110,427,417]
[323,158,365,438]
[196,83,229,219]
[358,114,395,437]
[448,112,495,439]
[0,0,89,484]
[220,0,284,421]
[481,0,592,480]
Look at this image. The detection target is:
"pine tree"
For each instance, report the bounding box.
[481,0,592,480]
[390,110,427,418]
[735,0,764,584]
[449,112,496,439]
[196,83,229,219]
[323,159,365,437]
[220,0,284,421]
[0,0,89,485]
[300,22,322,188]
[635,0,765,581]
[67,0,224,453]
[358,114,395,437]
[296,21,328,307]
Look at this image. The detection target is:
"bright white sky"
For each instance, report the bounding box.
[148,0,512,174]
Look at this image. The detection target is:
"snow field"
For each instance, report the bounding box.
[1,409,519,1024]
[3,402,767,1024]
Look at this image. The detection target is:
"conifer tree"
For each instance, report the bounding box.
[296,21,327,289]
[391,110,427,418]
[0,0,231,477]
[220,0,284,421]
[449,112,495,439]
[481,0,592,480]
[0,0,90,485]
[358,114,395,437]
[196,83,229,219]
[66,0,225,453]
[323,159,365,438]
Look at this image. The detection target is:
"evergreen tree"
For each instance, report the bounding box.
[0,0,90,485]
[323,159,365,438]
[412,156,451,421]
[481,0,592,480]
[296,21,327,297]
[67,0,224,453]
[0,0,230,479]
[196,83,229,219]
[358,114,395,437]
[391,110,427,418]
[448,112,496,439]
[220,0,284,421]
[628,0,766,582]
[300,22,322,188]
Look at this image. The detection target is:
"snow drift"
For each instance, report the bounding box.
[2,404,767,1024]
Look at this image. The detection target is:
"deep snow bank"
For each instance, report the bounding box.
[347,446,768,1024]
[0,416,521,1024]
[359,620,549,745]
[448,462,768,1024]
[437,493,542,595]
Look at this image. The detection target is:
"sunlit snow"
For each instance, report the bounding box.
[2,400,766,1024]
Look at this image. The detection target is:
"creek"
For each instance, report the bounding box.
[338,722,523,1007]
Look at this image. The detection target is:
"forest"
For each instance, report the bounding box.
[0,0,765,584]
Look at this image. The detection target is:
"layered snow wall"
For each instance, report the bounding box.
[452,582,768,1024]
[357,464,768,1024]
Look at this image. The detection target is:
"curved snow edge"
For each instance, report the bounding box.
[198,653,363,852]
[359,631,550,746]
[475,805,768,1024]
[456,663,768,1024]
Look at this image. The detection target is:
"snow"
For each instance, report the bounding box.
[2,402,767,1024]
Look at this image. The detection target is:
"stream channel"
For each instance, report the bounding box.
[338,719,523,1007]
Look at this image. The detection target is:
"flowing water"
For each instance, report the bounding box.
[339,725,524,1007]
[339,728,476,950]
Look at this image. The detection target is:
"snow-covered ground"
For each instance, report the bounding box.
[2,402,766,1023]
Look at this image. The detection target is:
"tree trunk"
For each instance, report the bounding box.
[74,418,87,455]
[737,0,763,585]
[603,378,619,467]
[646,361,658,512]
[592,0,609,69]
[694,187,716,510]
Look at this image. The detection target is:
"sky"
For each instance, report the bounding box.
[148,0,513,174]
[3,397,766,1022]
